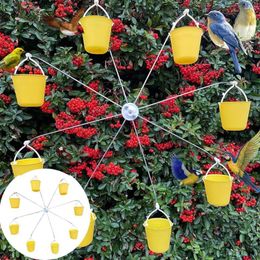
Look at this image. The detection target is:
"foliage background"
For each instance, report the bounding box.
[0,0,259,259]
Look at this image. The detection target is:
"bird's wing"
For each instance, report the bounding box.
[236,131,260,172]
[42,16,62,29]
[171,156,189,180]
[0,54,19,68]
[210,22,239,50]
[71,8,85,27]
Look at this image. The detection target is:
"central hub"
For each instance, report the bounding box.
[121,103,139,121]
[43,208,48,213]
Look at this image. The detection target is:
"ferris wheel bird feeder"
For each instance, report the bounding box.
[1,0,256,257]
[11,53,47,107]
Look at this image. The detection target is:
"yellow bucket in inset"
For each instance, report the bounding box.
[12,74,47,107]
[219,101,251,131]
[80,15,113,54]
[51,241,59,254]
[78,212,96,248]
[203,174,233,207]
[11,158,44,177]
[170,26,203,65]
[27,240,35,252]
[144,218,172,253]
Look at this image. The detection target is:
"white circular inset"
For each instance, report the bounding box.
[0,169,91,260]
[121,103,139,121]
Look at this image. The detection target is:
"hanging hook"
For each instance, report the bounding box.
[94,0,99,4]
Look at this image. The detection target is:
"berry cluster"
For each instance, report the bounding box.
[47,67,57,76]
[112,19,125,33]
[0,33,15,58]
[178,64,224,85]
[41,101,54,114]
[67,97,87,113]
[110,120,122,129]
[145,50,169,70]
[189,21,207,32]
[45,83,58,96]
[132,241,144,251]
[18,65,42,74]
[0,94,11,104]
[72,56,84,67]
[31,136,48,151]
[87,80,100,93]
[54,0,76,18]
[111,35,123,52]
[125,133,150,148]
[20,1,39,13]
[252,64,260,74]
[155,141,175,151]
[83,146,100,159]
[55,112,81,134]
[179,85,196,98]
[179,209,196,223]
[160,95,180,118]
[106,162,124,176]
[202,135,215,146]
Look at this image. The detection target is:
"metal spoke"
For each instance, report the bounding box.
[139,81,231,110]
[48,210,76,228]
[15,192,43,209]
[132,121,158,204]
[134,35,170,104]
[84,120,126,190]
[139,115,214,159]
[29,114,121,143]
[30,212,45,239]
[109,50,128,103]
[33,56,122,108]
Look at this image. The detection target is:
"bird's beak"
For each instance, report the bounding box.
[205,13,209,16]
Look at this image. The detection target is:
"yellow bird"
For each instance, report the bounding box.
[0,48,24,70]
[234,0,256,41]
[225,131,260,193]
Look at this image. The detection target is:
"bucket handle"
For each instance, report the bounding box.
[221,81,248,102]
[171,9,200,31]
[82,0,111,19]
[14,53,45,76]
[145,203,173,225]
[12,140,43,164]
[204,157,232,180]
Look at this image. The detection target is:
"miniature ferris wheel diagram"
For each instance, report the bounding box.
[0,169,91,260]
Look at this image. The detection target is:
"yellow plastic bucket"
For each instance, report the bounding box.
[80,15,113,54]
[11,142,44,177]
[170,26,203,65]
[78,212,96,248]
[12,74,47,107]
[219,83,251,131]
[144,218,172,253]
[203,159,233,207]
[219,101,251,131]
[11,158,44,177]
[203,175,233,207]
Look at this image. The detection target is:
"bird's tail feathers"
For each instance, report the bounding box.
[241,172,260,193]
[230,49,242,74]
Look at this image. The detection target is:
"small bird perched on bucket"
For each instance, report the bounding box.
[207,10,247,74]
[42,8,85,36]
[171,156,201,186]
[0,48,24,70]
[224,131,260,193]
[234,0,256,41]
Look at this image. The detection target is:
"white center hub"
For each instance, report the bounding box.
[121,103,139,121]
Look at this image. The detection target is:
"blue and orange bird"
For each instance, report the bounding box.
[234,0,256,41]
[224,131,260,193]
[207,11,247,74]
[171,156,201,186]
